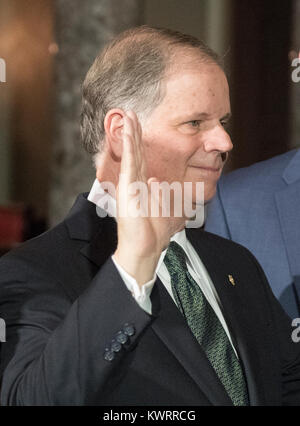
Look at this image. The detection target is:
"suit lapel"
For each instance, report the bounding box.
[65,193,118,269]
[186,228,270,405]
[150,278,233,406]
[80,216,118,267]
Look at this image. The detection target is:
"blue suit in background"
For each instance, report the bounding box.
[205,149,300,319]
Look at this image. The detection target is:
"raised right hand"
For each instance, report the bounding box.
[113,110,186,287]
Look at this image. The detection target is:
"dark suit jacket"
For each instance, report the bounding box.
[0,193,299,406]
[205,149,300,319]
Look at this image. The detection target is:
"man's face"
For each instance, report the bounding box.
[141,60,232,204]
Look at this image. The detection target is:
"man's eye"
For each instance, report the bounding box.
[220,120,228,128]
[189,120,201,128]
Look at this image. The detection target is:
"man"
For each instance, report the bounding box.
[0,26,299,406]
[205,149,300,319]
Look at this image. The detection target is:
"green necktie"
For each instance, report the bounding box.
[164,241,249,406]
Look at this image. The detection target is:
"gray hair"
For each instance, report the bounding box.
[80,25,222,156]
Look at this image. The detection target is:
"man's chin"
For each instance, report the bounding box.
[192,189,217,207]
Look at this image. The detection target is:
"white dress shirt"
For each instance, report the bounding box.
[88,179,238,355]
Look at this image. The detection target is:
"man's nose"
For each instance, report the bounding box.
[202,125,233,153]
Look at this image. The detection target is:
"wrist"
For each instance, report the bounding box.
[113,248,160,288]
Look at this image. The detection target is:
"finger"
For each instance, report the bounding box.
[118,116,137,218]
[126,110,143,179]
[129,111,145,177]
[148,177,162,218]
[137,120,148,180]
[126,110,140,157]
[120,115,135,177]
[127,110,138,132]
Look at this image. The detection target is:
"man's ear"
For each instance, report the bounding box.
[104,108,125,160]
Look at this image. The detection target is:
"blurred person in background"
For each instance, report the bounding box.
[205,149,300,319]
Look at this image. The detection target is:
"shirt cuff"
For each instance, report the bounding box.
[111,255,156,315]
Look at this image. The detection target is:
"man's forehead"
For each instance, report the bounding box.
[156,66,230,122]
[167,48,221,74]
[163,64,228,98]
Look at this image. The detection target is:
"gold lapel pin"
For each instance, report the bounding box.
[228,274,236,286]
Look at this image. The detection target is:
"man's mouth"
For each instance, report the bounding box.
[190,165,222,172]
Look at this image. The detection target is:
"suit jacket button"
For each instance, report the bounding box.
[111,339,122,352]
[123,323,135,336]
[104,349,115,362]
[116,331,128,344]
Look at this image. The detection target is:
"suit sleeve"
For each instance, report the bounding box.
[205,184,231,239]
[0,255,155,405]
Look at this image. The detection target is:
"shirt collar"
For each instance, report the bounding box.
[88,179,117,218]
[157,228,190,272]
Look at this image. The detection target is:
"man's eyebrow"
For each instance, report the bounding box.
[220,112,232,121]
[175,112,210,122]
[175,111,232,122]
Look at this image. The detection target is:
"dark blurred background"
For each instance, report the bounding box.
[0,0,299,253]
